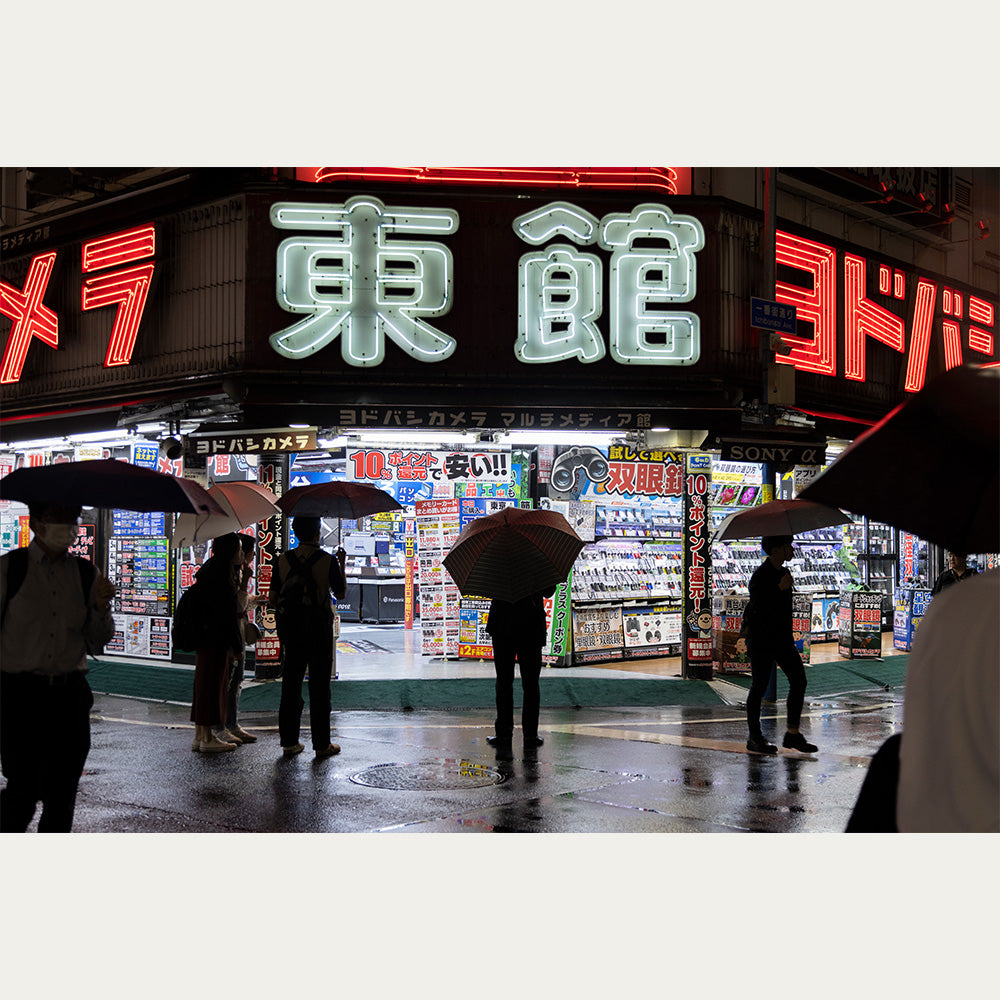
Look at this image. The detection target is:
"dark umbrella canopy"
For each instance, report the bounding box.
[443,506,585,603]
[712,499,853,542]
[0,459,226,515]
[276,481,403,518]
[800,366,1000,554]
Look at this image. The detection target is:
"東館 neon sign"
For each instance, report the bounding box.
[773,230,997,391]
[0,224,156,384]
[269,197,707,368]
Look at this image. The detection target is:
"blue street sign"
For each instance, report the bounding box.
[751,297,798,334]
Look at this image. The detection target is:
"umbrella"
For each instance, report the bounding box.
[800,365,1000,554]
[172,482,280,548]
[442,506,586,603]
[712,498,854,542]
[0,459,225,515]
[276,481,403,518]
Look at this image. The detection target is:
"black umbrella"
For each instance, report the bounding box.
[0,459,226,515]
[276,481,403,518]
[800,366,1000,553]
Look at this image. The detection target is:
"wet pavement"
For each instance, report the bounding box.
[10,684,904,833]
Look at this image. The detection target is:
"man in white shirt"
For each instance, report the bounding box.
[896,568,999,832]
[0,503,116,832]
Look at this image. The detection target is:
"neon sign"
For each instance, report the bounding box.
[0,251,59,383]
[270,197,459,366]
[81,224,156,367]
[300,167,689,196]
[774,230,997,391]
[1,223,156,383]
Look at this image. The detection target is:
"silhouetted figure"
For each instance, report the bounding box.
[271,517,346,759]
[1,503,116,831]
[215,532,259,746]
[485,585,556,760]
[845,733,901,832]
[744,535,817,755]
[190,533,244,753]
[931,551,978,595]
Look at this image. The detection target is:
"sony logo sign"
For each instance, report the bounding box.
[723,441,825,465]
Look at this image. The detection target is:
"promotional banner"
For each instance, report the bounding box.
[542,577,573,666]
[571,604,624,664]
[839,590,884,658]
[681,453,713,678]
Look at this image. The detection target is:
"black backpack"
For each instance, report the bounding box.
[272,549,324,628]
[171,582,211,651]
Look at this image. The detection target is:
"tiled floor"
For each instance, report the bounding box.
[333,622,905,681]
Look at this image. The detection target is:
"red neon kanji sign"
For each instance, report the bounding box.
[0,252,59,384]
[81,224,156,367]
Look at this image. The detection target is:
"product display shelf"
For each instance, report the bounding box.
[571,537,683,602]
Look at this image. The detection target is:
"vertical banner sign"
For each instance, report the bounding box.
[543,576,573,666]
[404,535,415,630]
[254,456,286,677]
[682,453,713,679]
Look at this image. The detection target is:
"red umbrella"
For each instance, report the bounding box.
[712,499,853,542]
[276,481,403,518]
[443,506,585,603]
[0,459,225,515]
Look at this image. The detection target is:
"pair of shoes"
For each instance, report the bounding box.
[215,728,242,745]
[783,732,818,753]
[746,734,778,754]
[486,735,512,747]
[315,743,340,758]
[199,733,236,753]
[230,726,257,743]
[524,736,544,747]
[282,743,304,756]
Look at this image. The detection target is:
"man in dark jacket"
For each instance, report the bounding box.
[484,585,556,760]
[271,517,347,759]
[744,535,818,755]
[931,551,978,595]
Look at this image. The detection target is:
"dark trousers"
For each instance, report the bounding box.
[224,649,245,729]
[0,672,93,833]
[491,638,543,744]
[278,623,333,750]
[746,639,806,738]
[190,648,231,727]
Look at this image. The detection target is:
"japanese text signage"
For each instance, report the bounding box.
[269,197,706,369]
[681,453,713,679]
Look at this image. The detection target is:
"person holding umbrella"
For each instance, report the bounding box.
[485,584,558,761]
[189,533,245,753]
[271,516,347,759]
[744,535,818,755]
[1,503,116,832]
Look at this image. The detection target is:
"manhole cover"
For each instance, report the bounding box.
[350,760,505,790]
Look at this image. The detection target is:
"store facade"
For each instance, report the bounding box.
[2,171,997,676]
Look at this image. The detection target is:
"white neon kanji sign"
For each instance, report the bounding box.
[513,201,705,365]
[270,196,459,366]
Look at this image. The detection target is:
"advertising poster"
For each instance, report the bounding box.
[810,594,840,639]
[106,614,171,659]
[792,592,812,664]
[893,588,932,651]
[67,523,97,562]
[621,603,681,658]
[542,577,573,666]
[571,604,624,663]
[839,590,883,658]
[458,598,492,658]
[252,457,285,676]
[108,535,170,617]
[681,453,713,678]
[712,594,751,673]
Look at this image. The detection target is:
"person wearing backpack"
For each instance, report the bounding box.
[271,517,347,758]
[0,502,116,832]
[188,533,245,754]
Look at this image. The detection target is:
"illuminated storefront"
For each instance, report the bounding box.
[2,170,997,675]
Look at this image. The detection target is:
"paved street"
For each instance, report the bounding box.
[23,683,904,834]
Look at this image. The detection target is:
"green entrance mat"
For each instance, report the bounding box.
[720,655,909,699]
[84,659,726,711]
